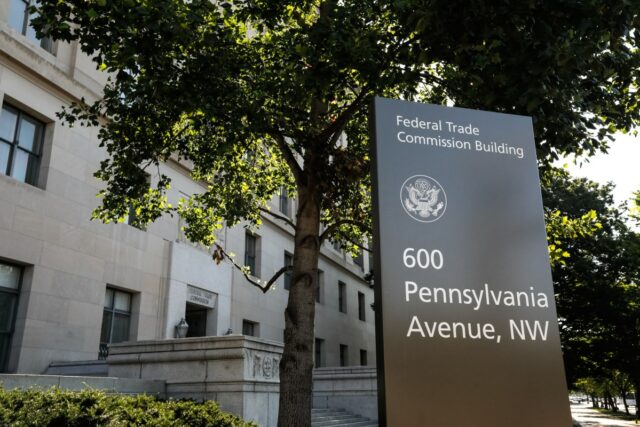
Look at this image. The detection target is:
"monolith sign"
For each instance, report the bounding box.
[370,97,571,426]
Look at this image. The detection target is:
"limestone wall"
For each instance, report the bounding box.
[0,373,166,397]
[313,366,378,421]
[108,336,283,427]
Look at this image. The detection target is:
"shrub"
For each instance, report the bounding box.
[0,387,256,426]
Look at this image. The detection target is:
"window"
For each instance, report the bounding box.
[125,204,142,229]
[100,288,132,360]
[314,338,324,368]
[0,262,22,372]
[331,239,341,253]
[8,0,53,52]
[278,186,290,216]
[242,319,258,337]
[358,291,366,321]
[283,251,293,290]
[353,250,364,271]
[340,344,348,367]
[360,349,368,366]
[315,269,324,303]
[0,104,44,186]
[244,232,259,277]
[338,281,347,313]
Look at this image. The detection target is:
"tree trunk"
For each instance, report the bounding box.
[622,393,629,415]
[608,394,617,412]
[278,184,321,427]
[635,379,640,421]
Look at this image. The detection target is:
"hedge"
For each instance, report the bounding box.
[0,387,256,426]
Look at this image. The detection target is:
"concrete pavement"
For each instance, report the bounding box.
[572,403,638,427]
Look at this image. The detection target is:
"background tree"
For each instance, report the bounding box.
[33,1,640,425]
[611,370,633,415]
[543,169,640,416]
[632,191,640,222]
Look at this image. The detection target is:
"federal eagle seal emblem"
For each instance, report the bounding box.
[401,175,447,223]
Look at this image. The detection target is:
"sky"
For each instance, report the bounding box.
[561,132,640,209]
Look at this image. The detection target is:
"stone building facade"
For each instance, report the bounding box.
[0,1,375,376]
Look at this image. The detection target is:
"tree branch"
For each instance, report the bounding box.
[418,71,466,100]
[270,132,304,185]
[317,33,421,147]
[343,236,372,253]
[260,207,295,228]
[418,71,447,87]
[318,88,370,147]
[213,244,293,293]
[319,219,370,243]
[261,265,295,293]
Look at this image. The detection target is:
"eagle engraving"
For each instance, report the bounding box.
[404,178,444,218]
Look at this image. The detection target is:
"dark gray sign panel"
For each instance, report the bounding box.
[370,97,571,426]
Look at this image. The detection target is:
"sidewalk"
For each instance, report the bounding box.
[572,403,638,427]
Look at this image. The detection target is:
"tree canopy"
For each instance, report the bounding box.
[632,190,640,221]
[543,169,640,413]
[33,1,640,236]
[33,1,640,425]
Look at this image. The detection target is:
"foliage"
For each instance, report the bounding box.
[30,1,640,239]
[574,373,628,413]
[631,191,640,222]
[0,387,255,427]
[398,1,640,161]
[31,1,640,425]
[543,168,603,267]
[574,371,636,415]
[545,208,601,266]
[542,169,640,403]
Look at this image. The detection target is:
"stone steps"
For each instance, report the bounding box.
[312,408,378,427]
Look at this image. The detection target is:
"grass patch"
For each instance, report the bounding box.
[594,407,638,421]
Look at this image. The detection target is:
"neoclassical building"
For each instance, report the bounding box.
[0,1,375,375]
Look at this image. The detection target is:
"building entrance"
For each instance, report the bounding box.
[0,262,22,372]
[185,303,207,337]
